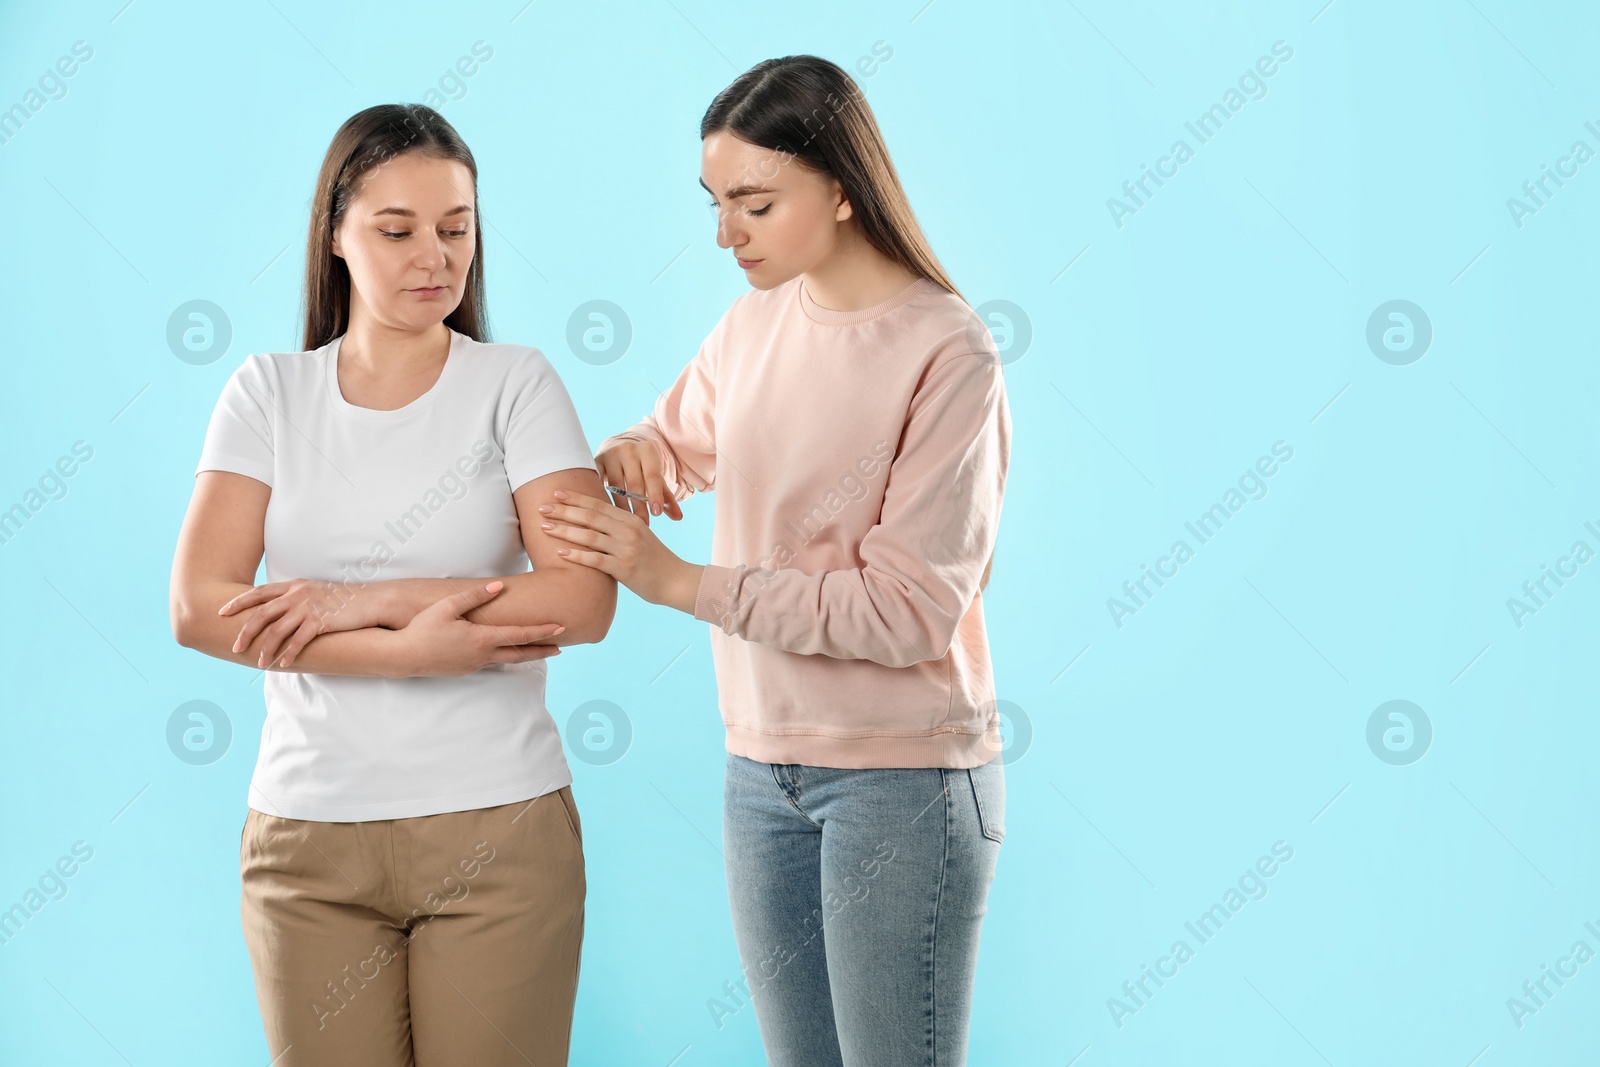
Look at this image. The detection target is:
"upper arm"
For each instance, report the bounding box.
[513,466,618,641]
[170,470,270,644]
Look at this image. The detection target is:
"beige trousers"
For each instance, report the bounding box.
[240,787,585,1066]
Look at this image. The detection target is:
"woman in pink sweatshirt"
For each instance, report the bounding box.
[538,55,1011,1066]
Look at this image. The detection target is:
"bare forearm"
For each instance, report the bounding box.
[174,582,400,677]
[377,570,616,643]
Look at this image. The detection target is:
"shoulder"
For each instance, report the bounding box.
[224,343,326,399]
[454,334,565,385]
[895,281,1005,383]
[450,335,584,421]
[906,280,987,348]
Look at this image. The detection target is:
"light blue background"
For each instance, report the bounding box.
[2,0,1596,1064]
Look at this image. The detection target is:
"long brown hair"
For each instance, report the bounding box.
[700,56,963,302]
[301,103,489,351]
[701,56,995,592]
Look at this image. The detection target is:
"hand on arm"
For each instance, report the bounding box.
[538,488,705,614]
[172,472,563,677]
[358,466,621,639]
[179,576,408,676]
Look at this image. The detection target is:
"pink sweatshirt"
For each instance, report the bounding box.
[598,275,1011,768]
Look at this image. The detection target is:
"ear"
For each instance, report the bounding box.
[331,229,344,259]
[833,181,854,223]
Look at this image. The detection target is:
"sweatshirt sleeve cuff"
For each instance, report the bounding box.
[693,564,740,627]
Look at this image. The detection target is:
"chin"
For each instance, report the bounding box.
[395,307,446,323]
[402,299,463,327]
[744,265,797,291]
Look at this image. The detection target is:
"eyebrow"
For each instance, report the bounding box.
[698,178,773,199]
[371,205,474,218]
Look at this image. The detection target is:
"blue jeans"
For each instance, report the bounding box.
[722,752,1005,1067]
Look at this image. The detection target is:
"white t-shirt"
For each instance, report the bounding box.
[194,327,598,821]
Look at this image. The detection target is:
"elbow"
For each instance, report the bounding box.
[859,641,941,669]
[873,648,936,669]
[875,617,960,668]
[563,581,619,646]
[852,573,966,667]
[565,619,613,647]
[170,596,197,649]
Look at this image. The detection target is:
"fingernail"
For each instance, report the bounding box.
[552,626,566,634]
[554,491,569,500]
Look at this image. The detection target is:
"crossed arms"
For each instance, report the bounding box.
[170,466,618,677]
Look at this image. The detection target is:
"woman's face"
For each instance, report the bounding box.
[700,130,851,290]
[331,152,476,332]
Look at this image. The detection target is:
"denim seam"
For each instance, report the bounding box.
[970,769,1003,844]
[771,763,822,827]
[928,769,951,1066]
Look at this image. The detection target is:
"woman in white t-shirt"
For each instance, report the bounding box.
[170,104,615,1066]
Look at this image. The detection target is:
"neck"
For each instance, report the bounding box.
[800,225,921,312]
[340,306,451,373]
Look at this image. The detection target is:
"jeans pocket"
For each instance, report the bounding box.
[966,761,1006,844]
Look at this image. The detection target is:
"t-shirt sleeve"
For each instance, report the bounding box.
[194,353,275,487]
[503,350,600,492]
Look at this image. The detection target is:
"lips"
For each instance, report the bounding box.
[736,258,762,268]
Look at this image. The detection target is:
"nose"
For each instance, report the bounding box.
[714,207,743,251]
[414,232,447,271]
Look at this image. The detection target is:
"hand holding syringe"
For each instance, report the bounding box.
[596,440,685,526]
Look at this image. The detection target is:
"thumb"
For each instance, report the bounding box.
[443,580,506,619]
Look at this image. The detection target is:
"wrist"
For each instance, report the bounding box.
[368,580,413,630]
[671,562,705,616]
